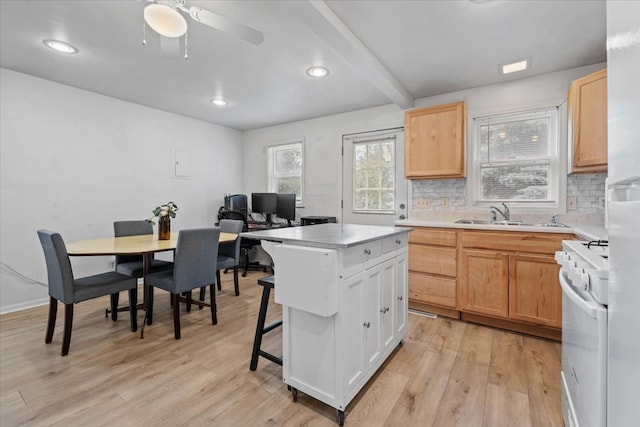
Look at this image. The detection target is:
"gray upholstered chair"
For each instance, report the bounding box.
[145,228,220,339]
[37,229,138,356]
[200,219,243,301]
[113,220,173,278]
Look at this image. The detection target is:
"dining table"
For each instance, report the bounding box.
[66,231,237,326]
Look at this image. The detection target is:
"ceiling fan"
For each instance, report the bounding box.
[142,0,264,46]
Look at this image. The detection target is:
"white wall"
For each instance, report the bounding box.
[243,62,606,221]
[0,68,243,314]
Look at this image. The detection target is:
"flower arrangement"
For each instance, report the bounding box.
[147,201,179,225]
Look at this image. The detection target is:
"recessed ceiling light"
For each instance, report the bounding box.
[210,97,229,106]
[43,39,78,54]
[307,66,329,78]
[501,59,528,75]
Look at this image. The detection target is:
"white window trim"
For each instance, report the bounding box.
[468,103,567,213]
[267,139,305,207]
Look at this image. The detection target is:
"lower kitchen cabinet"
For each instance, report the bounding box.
[460,249,509,318]
[509,252,562,328]
[459,230,571,340]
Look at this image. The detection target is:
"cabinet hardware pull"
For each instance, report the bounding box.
[396,239,401,244]
[397,296,403,301]
[364,249,371,255]
[380,306,390,314]
[363,321,371,328]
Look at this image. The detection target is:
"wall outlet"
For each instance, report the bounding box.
[415,198,431,208]
[598,196,606,209]
[441,197,449,208]
[567,196,577,210]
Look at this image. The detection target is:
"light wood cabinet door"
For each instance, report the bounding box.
[405,101,466,179]
[569,68,607,173]
[508,253,562,328]
[460,249,509,318]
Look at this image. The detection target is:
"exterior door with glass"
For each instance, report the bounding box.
[342,128,408,226]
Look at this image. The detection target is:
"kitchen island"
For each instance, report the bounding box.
[241,223,411,426]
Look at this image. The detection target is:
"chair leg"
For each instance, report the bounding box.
[61,303,74,356]
[233,266,240,296]
[110,293,119,321]
[216,270,222,291]
[186,291,192,312]
[172,293,181,340]
[250,285,271,371]
[45,296,57,344]
[199,286,206,303]
[147,286,154,325]
[209,284,217,325]
[128,288,137,332]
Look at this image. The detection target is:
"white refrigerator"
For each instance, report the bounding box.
[606,1,640,425]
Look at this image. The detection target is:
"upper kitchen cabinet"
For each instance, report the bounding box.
[568,68,608,173]
[404,101,466,179]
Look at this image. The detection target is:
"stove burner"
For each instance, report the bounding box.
[586,240,609,249]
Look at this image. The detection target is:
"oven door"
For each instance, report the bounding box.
[559,270,607,427]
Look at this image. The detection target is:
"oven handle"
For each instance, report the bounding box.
[559,271,598,319]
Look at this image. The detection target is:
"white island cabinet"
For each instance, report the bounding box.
[241,223,410,425]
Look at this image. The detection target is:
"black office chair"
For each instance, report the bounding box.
[145,228,220,339]
[37,229,138,356]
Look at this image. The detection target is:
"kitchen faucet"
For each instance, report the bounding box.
[490,203,510,221]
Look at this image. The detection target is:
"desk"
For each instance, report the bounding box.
[66,232,237,324]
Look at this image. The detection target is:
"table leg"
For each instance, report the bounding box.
[143,253,153,325]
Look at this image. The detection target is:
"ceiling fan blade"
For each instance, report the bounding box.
[187,6,264,45]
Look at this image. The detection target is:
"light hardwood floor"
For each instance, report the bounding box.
[0,270,563,426]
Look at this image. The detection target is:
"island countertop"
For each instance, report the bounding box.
[241,223,411,248]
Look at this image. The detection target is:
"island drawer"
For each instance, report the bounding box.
[340,240,383,277]
[383,234,408,254]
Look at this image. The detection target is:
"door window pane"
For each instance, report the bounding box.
[352,139,395,212]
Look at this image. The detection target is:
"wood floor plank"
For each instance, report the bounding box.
[522,335,563,427]
[0,270,563,427]
[482,383,531,427]
[488,329,528,393]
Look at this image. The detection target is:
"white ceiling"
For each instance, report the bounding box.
[0,0,606,131]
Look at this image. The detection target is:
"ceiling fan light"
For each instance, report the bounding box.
[144,4,188,38]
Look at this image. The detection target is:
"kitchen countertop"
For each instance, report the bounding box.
[395,218,575,234]
[241,223,410,248]
[572,225,608,241]
[395,218,608,240]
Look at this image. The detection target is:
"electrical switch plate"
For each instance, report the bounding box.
[441,197,449,208]
[567,196,577,210]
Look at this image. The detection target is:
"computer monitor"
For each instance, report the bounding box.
[276,193,296,225]
[251,193,277,224]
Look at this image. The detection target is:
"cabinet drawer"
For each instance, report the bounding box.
[341,240,383,277]
[408,244,456,277]
[462,231,571,254]
[383,234,408,254]
[409,272,456,308]
[408,228,457,246]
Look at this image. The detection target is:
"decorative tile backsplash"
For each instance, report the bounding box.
[411,173,606,216]
[566,173,607,213]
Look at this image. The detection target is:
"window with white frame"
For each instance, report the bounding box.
[267,141,303,205]
[352,137,395,212]
[472,107,560,207]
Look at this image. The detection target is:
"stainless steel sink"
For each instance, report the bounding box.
[454,219,492,224]
[536,222,571,228]
[454,219,533,226]
[454,219,570,228]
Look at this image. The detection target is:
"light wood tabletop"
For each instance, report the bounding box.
[66,232,238,256]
